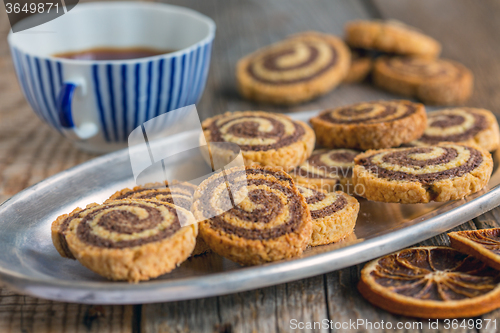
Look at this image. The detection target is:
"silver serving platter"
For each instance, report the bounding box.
[1,110,500,304]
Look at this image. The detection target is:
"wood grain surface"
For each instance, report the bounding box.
[1,0,500,332]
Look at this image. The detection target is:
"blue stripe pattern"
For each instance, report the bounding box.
[92,65,110,142]
[106,64,118,141]
[12,40,213,143]
[121,64,128,141]
[145,61,153,121]
[154,59,165,118]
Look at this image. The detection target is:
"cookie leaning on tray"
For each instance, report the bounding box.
[51,200,197,282]
[105,181,210,256]
[191,166,314,265]
[407,107,500,152]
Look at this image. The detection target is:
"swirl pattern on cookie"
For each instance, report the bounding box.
[409,108,500,152]
[108,181,196,210]
[245,35,338,85]
[354,143,493,203]
[196,168,305,239]
[205,112,305,151]
[68,200,193,249]
[60,200,197,281]
[202,111,315,170]
[236,32,350,105]
[296,185,359,246]
[319,100,417,125]
[358,145,483,184]
[297,186,347,219]
[192,166,312,265]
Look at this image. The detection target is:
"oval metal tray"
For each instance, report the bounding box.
[1,110,499,304]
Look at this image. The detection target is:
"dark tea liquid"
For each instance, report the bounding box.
[53,47,175,61]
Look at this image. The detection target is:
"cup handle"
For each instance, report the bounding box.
[57,80,98,140]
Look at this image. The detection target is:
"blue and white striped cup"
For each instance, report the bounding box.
[8,2,215,153]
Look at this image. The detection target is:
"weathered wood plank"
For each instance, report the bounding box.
[0,287,134,333]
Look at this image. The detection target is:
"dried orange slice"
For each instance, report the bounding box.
[358,246,500,318]
[449,228,500,271]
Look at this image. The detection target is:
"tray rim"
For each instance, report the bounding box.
[1,110,499,304]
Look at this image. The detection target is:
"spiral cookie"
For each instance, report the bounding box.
[296,185,359,246]
[52,200,197,282]
[237,31,350,105]
[107,181,196,210]
[291,149,359,193]
[373,57,473,105]
[107,181,210,256]
[202,111,315,171]
[343,49,372,84]
[345,20,441,58]
[353,143,493,203]
[310,100,427,150]
[408,108,500,152]
[192,166,312,265]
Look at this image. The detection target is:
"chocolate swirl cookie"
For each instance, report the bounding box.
[296,185,359,246]
[106,181,210,256]
[51,200,197,282]
[373,57,473,105]
[310,100,427,150]
[345,20,441,58]
[353,143,493,203]
[237,31,350,105]
[202,111,315,171]
[192,166,312,265]
[291,149,359,193]
[408,108,500,152]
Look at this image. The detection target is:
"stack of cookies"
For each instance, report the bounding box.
[237,21,474,106]
[345,20,474,105]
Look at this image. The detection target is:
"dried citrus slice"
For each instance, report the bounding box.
[358,246,500,318]
[449,228,500,271]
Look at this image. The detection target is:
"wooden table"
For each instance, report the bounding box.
[1,0,500,332]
